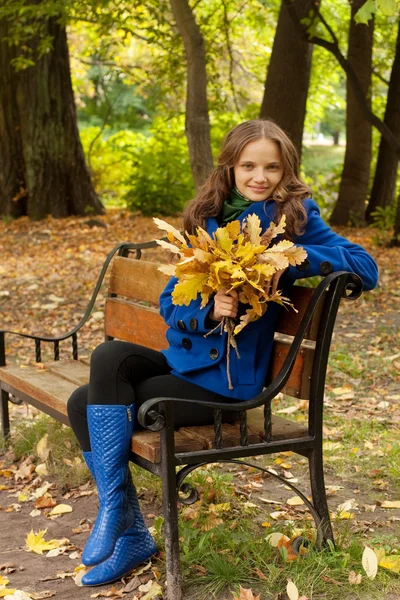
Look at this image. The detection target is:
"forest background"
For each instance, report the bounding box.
[0,0,399,242]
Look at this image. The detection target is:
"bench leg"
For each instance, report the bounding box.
[161,460,182,600]
[1,389,10,440]
[308,446,334,547]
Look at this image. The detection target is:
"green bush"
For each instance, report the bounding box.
[123,116,195,216]
[80,126,136,205]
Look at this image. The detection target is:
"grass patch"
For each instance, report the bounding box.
[10,414,90,489]
[172,505,400,599]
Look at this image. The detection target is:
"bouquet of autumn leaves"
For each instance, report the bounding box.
[154,214,307,389]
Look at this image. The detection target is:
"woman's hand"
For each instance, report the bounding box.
[209,289,238,321]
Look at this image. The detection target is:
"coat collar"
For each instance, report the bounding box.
[206,199,276,236]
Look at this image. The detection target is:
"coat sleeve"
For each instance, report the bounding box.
[159,276,215,334]
[288,199,378,291]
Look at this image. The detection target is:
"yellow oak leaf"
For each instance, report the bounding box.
[215,226,234,252]
[193,248,214,263]
[224,220,241,240]
[158,264,176,277]
[284,245,308,266]
[243,213,262,245]
[155,239,181,254]
[172,273,209,305]
[25,529,64,555]
[260,214,287,246]
[153,217,186,244]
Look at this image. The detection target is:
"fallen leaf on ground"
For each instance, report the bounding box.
[36,434,50,461]
[348,571,362,584]
[34,496,56,510]
[287,496,304,506]
[265,532,290,547]
[286,581,299,600]
[25,530,65,555]
[35,464,48,477]
[141,581,163,599]
[48,503,73,516]
[232,585,261,600]
[0,591,27,600]
[362,546,378,580]
[380,500,400,508]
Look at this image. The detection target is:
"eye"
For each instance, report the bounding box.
[267,165,279,171]
[242,163,253,170]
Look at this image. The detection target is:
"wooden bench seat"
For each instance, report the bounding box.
[0,361,307,463]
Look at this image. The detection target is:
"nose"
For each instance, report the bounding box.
[253,168,266,183]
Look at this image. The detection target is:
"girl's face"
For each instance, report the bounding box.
[233,138,283,202]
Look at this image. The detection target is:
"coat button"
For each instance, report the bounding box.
[177,320,186,331]
[182,337,192,350]
[210,348,219,360]
[189,318,198,331]
[320,261,333,275]
[297,258,310,272]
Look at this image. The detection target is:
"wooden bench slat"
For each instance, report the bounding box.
[0,365,71,417]
[45,360,90,386]
[276,286,324,341]
[105,298,168,350]
[109,257,169,305]
[132,408,307,463]
[268,340,314,399]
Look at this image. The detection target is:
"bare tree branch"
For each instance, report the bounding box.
[283,0,400,156]
[221,0,241,113]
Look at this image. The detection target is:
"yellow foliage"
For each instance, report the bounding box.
[25,529,64,555]
[155,214,307,388]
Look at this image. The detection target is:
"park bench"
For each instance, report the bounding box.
[0,241,363,600]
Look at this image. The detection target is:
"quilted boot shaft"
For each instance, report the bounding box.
[82,404,135,567]
[82,470,156,586]
[83,451,95,478]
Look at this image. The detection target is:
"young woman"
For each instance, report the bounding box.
[67,119,378,586]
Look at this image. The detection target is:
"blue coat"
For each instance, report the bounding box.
[159,199,378,400]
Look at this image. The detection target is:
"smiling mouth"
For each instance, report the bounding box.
[249,186,268,192]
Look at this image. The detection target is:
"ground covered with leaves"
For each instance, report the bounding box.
[0,212,399,600]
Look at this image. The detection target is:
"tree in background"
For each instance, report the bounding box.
[0,7,103,219]
[168,0,213,189]
[330,0,374,226]
[260,0,315,157]
[366,17,400,224]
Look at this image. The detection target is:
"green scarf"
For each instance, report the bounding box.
[220,187,254,225]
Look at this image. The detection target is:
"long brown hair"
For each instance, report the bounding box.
[183,119,310,240]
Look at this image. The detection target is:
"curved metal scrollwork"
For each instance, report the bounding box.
[342,273,363,300]
[175,459,325,548]
[143,409,165,432]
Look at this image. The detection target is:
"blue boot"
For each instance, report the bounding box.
[82,470,157,586]
[82,404,135,567]
[83,451,95,477]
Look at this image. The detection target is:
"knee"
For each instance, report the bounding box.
[90,341,117,372]
[67,384,89,422]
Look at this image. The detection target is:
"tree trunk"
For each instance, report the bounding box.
[0,17,103,219]
[391,194,400,246]
[330,0,373,227]
[260,0,314,158]
[366,19,400,223]
[169,0,213,189]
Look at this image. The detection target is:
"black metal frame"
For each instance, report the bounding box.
[0,242,363,600]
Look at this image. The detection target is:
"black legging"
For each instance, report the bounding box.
[67,341,237,451]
